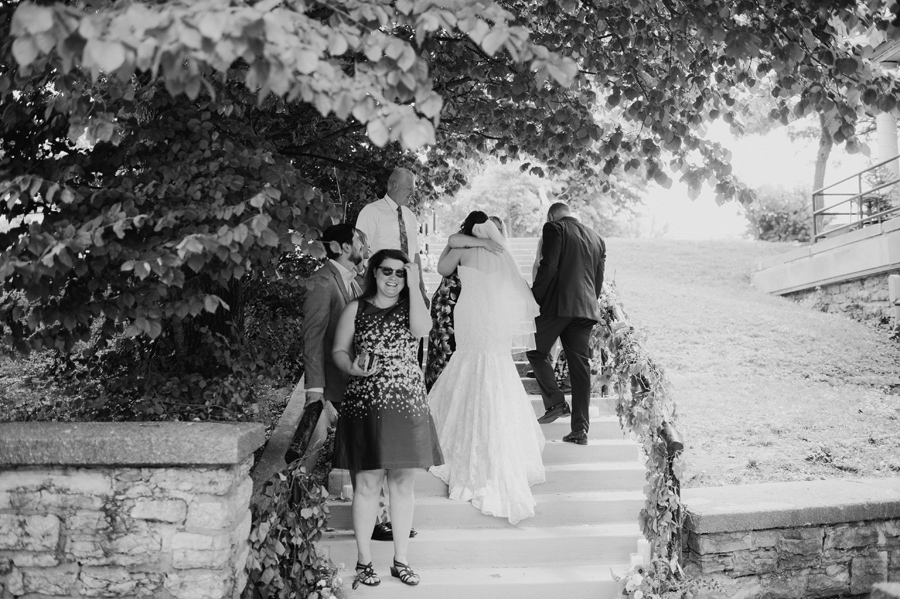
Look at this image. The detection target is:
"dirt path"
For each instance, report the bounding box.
[609,238,900,487]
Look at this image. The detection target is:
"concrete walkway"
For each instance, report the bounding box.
[321,238,644,598]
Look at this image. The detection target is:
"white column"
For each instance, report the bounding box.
[876,111,899,176]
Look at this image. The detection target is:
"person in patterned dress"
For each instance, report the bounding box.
[331,249,443,588]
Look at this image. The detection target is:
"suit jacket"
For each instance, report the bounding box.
[302,262,355,404]
[531,216,606,321]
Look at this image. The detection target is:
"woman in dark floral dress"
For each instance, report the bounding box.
[331,249,442,588]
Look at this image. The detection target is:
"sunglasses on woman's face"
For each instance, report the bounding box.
[377,266,406,278]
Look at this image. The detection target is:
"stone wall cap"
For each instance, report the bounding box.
[683,477,900,534]
[872,582,900,599]
[0,422,266,467]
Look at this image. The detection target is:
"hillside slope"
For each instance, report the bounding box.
[608,238,900,487]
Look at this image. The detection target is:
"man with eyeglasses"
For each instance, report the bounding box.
[355,167,429,307]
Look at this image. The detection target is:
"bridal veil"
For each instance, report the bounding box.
[470,220,540,350]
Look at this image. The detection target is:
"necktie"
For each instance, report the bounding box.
[397,206,409,255]
[350,278,362,299]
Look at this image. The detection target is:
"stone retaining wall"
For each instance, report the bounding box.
[0,422,264,599]
[683,478,900,598]
[786,269,899,326]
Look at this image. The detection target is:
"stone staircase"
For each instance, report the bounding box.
[321,237,644,598]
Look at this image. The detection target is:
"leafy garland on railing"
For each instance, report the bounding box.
[593,282,687,576]
[244,432,345,599]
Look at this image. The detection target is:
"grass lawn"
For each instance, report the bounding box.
[610,238,900,488]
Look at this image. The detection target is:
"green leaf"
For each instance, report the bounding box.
[198,12,229,41]
[259,229,279,247]
[367,119,390,147]
[84,39,127,73]
[481,28,509,56]
[250,214,271,235]
[296,50,319,75]
[250,192,267,209]
[12,38,39,67]
[400,119,434,149]
[134,262,151,280]
[11,3,55,35]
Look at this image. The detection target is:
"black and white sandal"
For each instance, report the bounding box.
[390,559,420,586]
[353,561,380,589]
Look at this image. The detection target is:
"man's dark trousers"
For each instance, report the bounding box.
[527,316,595,434]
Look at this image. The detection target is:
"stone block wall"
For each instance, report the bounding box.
[0,422,264,599]
[686,519,900,597]
[682,478,900,599]
[787,269,899,326]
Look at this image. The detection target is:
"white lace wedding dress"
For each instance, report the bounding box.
[428,263,546,524]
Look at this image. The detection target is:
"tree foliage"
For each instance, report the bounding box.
[434,158,645,238]
[744,185,813,242]
[5,0,900,414]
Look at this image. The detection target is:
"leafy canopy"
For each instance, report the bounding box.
[3,0,900,408]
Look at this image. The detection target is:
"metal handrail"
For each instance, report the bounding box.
[812,154,900,242]
[811,153,900,196]
[815,178,900,215]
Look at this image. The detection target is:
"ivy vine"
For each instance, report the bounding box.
[594,282,687,578]
[245,432,344,599]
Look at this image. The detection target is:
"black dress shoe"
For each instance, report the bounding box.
[372,522,392,540]
[563,431,588,445]
[537,402,571,424]
[525,370,536,378]
[371,522,417,541]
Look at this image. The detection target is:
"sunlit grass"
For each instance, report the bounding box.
[611,238,900,487]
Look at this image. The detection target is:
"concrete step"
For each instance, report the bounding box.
[326,489,645,529]
[335,564,624,599]
[320,523,640,568]
[545,439,640,464]
[529,395,617,418]
[521,377,542,395]
[542,416,625,440]
[328,462,645,499]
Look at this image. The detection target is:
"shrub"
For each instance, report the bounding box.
[27,251,323,422]
[744,185,812,242]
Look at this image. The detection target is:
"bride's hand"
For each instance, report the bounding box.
[482,240,504,254]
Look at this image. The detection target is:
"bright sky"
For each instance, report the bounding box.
[637,120,872,239]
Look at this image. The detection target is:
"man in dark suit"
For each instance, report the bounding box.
[302,223,366,408]
[527,202,606,445]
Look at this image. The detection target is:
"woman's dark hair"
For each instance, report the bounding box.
[359,249,411,302]
[459,210,489,235]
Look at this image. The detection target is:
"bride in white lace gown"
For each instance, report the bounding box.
[428,214,545,524]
